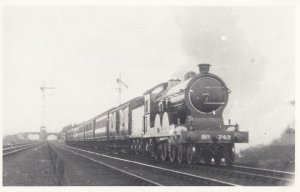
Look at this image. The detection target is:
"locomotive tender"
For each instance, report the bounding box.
[65,64,248,166]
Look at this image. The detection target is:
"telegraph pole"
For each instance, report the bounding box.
[40,81,55,141]
[116,73,128,105]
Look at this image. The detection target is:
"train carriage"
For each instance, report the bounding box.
[78,124,85,141]
[94,111,109,141]
[73,126,79,142]
[66,125,79,143]
[108,103,131,139]
[84,119,94,140]
[65,128,73,141]
[119,105,130,137]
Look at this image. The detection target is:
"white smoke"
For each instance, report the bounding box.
[174,7,294,148]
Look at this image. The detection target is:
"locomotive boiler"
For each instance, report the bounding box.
[64,64,248,166]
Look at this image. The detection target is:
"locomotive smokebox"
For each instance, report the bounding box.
[198,64,211,74]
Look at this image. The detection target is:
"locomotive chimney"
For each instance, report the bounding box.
[198,64,211,74]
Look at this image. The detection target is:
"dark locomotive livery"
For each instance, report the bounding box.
[64,64,248,166]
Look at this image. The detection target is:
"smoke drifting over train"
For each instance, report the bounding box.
[173,7,294,147]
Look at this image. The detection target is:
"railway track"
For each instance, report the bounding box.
[125,149,295,185]
[232,164,294,179]
[121,154,294,186]
[51,142,238,186]
[3,143,30,149]
[49,144,160,186]
[3,143,39,156]
[61,143,294,186]
[142,156,294,186]
[191,163,294,186]
[214,163,295,180]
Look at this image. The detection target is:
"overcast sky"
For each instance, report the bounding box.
[3,6,294,146]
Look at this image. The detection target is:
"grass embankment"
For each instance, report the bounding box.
[235,128,295,172]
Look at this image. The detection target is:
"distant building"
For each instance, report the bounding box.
[17,133,24,140]
[28,134,39,141]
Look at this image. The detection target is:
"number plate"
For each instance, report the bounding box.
[200,134,232,140]
[217,134,232,140]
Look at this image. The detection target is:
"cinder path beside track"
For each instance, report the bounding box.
[49,142,134,185]
[3,142,134,186]
[3,143,56,186]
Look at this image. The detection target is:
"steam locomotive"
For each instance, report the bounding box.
[64,64,248,166]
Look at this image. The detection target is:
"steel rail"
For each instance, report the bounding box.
[3,143,34,151]
[3,144,38,156]
[197,161,295,180]
[3,143,29,149]
[206,165,292,181]
[193,162,294,185]
[52,143,162,186]
[56,143,239,186]
[233,164,295,177]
